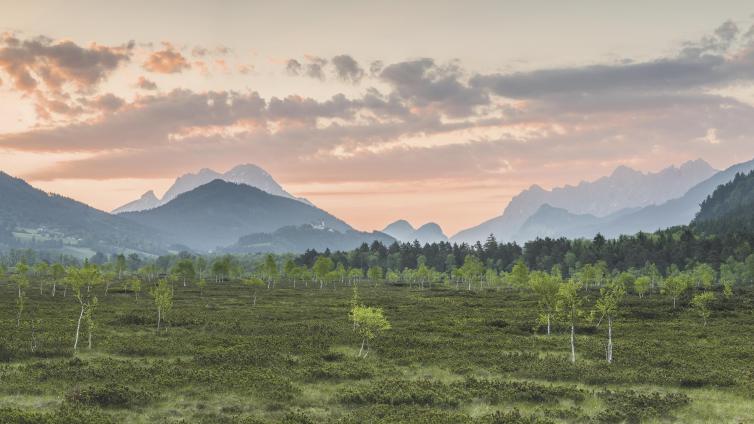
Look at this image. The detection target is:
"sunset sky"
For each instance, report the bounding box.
[2,1,754,235]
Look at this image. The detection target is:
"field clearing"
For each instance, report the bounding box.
[1,280,753,423]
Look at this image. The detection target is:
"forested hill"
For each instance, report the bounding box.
[694,170,754,235]
[0,172,166,255]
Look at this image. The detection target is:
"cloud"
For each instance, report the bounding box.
[380,58,489,117]
[332,54,364,83]
[135,76,157,90]
[0,33,132,94]
[285,59,302,76]
[143,43,190,73]
[472,20,754,100]
[305,56,327,80]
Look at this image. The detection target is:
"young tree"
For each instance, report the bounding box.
[510,259,529,288]
[196,277,207,297]
[12,262,30,327]
[529,271,559,335]
[367,265,383,283]
[262,254,278,288]
[722,279,733,300]
[313,256,334,289]
[691,291,715,327]
[283,258,297,286]
[592,281,625,364]
[129,277,142,301]
[66,264,102,352]
[460,255,484,290]
[556,279,584,364]
[662,273,690,309]
[114,254,127,280]
[84,296,98,349]
[351,305,391,358]
[50,263,65,297]
[172,258,196,288]
[348,267,363,285]
[151,279,173,331]
[633,276,650,299]
[243,277,265,306]
[692,263,716,289]
[34,262,49,295]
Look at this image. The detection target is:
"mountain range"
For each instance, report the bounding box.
[113,164,310,213]
[1,157,752,257]
[119,180,351,251]
[451,159,718,243]
[506,158,754,242]
[382,220,448,244]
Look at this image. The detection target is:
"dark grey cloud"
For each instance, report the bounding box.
[285,59,302,76]
[380,58,489,117]
[473,20,754,100]
[331,54,364,83]
[305,56,327,80]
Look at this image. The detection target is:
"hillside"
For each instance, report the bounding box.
[121,180,352,251]
[693,171,754,235]
[0,172,166,255]
[224,224,396,254]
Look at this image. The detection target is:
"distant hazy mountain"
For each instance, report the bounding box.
[0,171,166,255]
[113,164,309,213]
[513,158,754,241]
[121,180,351,251]
[382,220,448,244]
[224,224,396,254]
[451,159,717,243]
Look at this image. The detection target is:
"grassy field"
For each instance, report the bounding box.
[1,279,753,423]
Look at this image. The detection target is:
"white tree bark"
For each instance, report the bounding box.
[570,324,576,363]
[74,303,84,351]
[607,316,613,364]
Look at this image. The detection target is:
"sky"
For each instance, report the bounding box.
[1,1,754,236]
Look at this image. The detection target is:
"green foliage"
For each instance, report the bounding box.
[690,291,715,326]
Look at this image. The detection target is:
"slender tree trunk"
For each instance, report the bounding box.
[74,303,84,352]
[570,323,576,364]
[157,307,161,331]
[363,339,370,359]
[52,283,56,297]
[88,331,92,350]
[358,338,365,357]
[547,314,551,336]
[253,290,257,307]
[673,297,676,309]
[607,316,613,364]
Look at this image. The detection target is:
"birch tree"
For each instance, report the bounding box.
[351,305,391,358]
[593,280,625,364]
[66,264,102,352]
[691,291,715,327]
[151,279,173,332]
[12,262,30,327]
[529,270,559,335]
[556,279,584,364]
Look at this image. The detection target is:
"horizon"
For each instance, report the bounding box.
[2,1,754,234]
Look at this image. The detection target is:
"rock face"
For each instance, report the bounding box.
[382,220,448,244]
[111,190,161,214]
[451,160,718,244]
[113,163,310,214]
